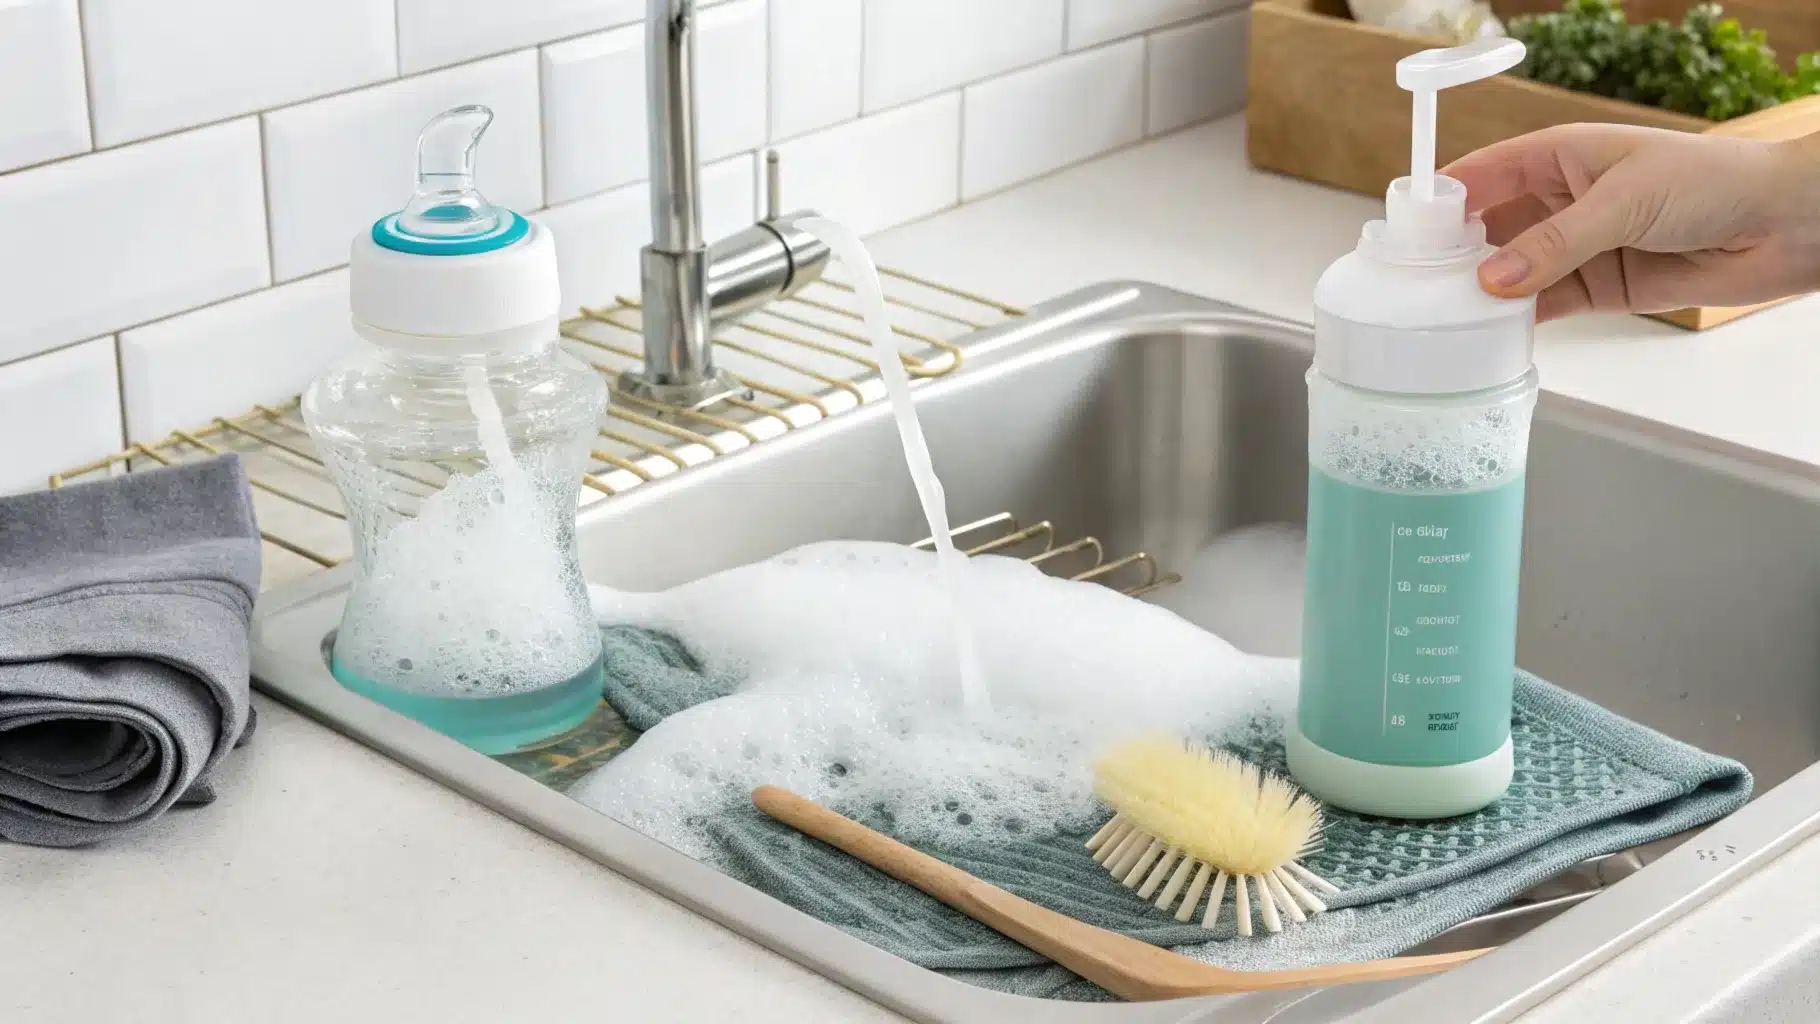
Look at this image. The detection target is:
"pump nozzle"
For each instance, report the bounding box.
[1397,38,1524,202]
[1377,37,1524,259]
[399,105,501,239]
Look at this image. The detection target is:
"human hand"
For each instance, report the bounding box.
[1443,123,1820,321]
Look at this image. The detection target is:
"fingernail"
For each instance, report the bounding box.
[1481,249,1531,289]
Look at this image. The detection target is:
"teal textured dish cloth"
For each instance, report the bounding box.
[590,625,1751,1002]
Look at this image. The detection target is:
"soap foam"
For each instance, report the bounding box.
[570,541,1297,860]
[333,359,599,698]
[1151,524,1308,658]
[1310,374,1533,492]
[332,458,598,698]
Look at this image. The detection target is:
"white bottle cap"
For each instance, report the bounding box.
[1313,38,1537,395]
[349,105,560,356]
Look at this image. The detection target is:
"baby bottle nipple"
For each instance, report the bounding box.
[399,104,501,239]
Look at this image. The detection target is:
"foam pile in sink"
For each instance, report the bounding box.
[570,540,1297,861]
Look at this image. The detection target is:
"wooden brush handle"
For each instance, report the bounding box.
[752,785,1490,1001]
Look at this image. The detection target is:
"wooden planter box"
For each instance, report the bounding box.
[1247,0,1820,329]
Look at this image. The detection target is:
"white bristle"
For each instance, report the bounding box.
[1109,830,1152,877]
[1265,871,1305,924]
[1284,859,1342,897]
[1096,826,1138,866]
[1177,862,1213,923]
[1203,870,1230,929]
[1256,875,1284,934]
[1137,846,1180,898]
[1085,814,1125,852]
[1155,856,1197,911]
[1275,866,1326,915]
[1121,839,1166,887]
[1234,874,1253,936]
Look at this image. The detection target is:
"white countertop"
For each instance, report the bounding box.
[6,115,1818,1023]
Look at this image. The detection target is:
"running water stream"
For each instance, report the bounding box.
[797,217,990,714]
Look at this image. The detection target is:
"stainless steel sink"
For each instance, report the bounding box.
[250,282,1820,1023]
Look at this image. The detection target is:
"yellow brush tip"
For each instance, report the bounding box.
[1092,735,1322,878]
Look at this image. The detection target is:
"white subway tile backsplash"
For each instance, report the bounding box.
[1066,0,1234,49]
[119,271,362,443]
[697,0,770,154]
[264,51,542,282]
[1147,10,1249,135]
[769,0,860,141]
[542,24,643,204]
[397,0,643,74]
[962,39,1143,200]
[0,339,122,495]
[542,153,756,317]
[863,0,1064,113]
[773,93,959,236]
[82,0,396,147]
[0,0,88,173]
[542,0,766,205]
[0,119,268,364]
[0,0,1253,479]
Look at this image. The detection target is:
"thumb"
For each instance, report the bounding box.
[1478,186,1636,298]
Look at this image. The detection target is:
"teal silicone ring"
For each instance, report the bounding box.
[371,209,530,256]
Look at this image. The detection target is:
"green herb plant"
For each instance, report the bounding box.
[1509,0,1820,121]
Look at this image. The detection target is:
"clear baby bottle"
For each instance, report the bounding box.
[1288,39,1539,819]
[303,106,608,755]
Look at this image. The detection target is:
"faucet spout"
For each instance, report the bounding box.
[625,0,831,410]
[648,0,702,254]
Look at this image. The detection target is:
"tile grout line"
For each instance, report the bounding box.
[110,334,129,456]
[73,0,100,151]
[257,116,279,285]
[956,85,968,205]
[856,0,869,116]
[534,38,552,209]
[1141,31,1155,138]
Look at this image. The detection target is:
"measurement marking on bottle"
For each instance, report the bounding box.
[1383,521,1396,735]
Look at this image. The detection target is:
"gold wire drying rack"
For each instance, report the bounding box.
[918,512,1181,598]
[49,268,1025,591]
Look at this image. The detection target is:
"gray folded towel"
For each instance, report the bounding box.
[0,455,261,847]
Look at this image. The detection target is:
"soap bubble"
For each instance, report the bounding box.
[569,542,1298,861]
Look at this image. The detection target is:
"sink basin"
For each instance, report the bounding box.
[250,282,1820,1023]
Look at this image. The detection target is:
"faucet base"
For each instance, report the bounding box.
[616,367,750,411]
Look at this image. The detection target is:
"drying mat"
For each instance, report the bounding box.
[505,625,1750,1002]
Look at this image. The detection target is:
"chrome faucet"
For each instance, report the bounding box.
[628,0,830,409]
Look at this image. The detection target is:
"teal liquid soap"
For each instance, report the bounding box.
[331,648,604,756]
[1299,467,1526,768]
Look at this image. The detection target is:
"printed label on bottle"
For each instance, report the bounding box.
[1298,467,1525,767]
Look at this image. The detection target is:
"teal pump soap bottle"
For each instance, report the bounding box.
[1288,39,1538,819]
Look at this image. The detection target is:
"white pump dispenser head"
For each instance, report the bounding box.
[1385,37,1527,259]
[1312,37,1536,396]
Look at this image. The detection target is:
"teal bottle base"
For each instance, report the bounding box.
[1287,722,1512,819]
[332,655,604,756]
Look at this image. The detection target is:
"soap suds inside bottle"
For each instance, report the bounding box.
[330,363,598,698]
